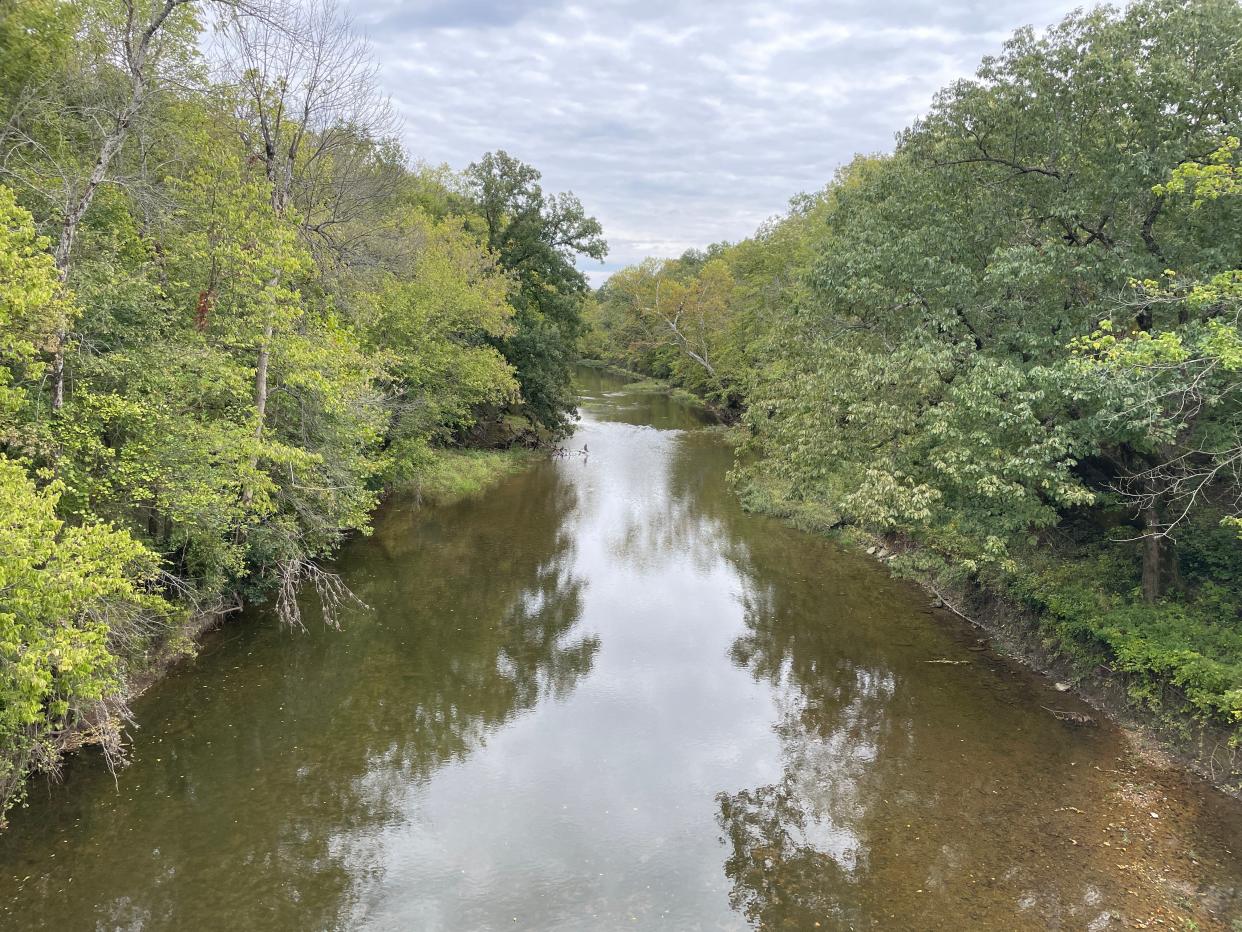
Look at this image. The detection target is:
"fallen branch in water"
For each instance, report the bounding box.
[924,659,970,665]
[277,558,369,630]
[1042,706,1097,727]
[924,581,981,627]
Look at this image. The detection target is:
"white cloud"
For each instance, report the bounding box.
[348,0,1084,284]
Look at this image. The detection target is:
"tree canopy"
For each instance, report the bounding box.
[0,0,604,819]
[465,150,606,436]
[587,0,1242,740]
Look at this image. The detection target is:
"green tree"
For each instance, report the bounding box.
[597,256,740,406]
[0,185,67,435]
[595,0,1242,737]
[0,456,167,822]
[465,150,606,436]
[352,208,517,477]
[1076,136,1242,551]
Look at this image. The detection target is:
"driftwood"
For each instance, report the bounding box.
[1042,706,1097,727]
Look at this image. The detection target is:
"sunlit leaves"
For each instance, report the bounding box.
[0,184,68,429]
[0,456,165,811]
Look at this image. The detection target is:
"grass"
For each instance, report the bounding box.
[621,378,708,408]
[403,448,538,506]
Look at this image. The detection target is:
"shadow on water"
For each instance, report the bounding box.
[0,365,1240,931]
[0,462,595,930]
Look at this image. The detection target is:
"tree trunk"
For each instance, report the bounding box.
[48,46,151,408]
[1142,503,1163,604]
[43,0,187,408]
[1166,539,1182,594]
[51,134,130,409]
[241,322,274,507]
[254,326,272,440]
[50,347,65,411]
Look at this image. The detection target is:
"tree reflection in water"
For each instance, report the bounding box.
[5,374,1241,931]
[717,668,895,930]
[0,464,597,932]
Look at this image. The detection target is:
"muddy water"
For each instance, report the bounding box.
[1,368,1240,930]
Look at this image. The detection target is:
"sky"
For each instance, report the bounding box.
[349,0,1084,284]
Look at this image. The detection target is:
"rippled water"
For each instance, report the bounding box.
[1,368,1240,930]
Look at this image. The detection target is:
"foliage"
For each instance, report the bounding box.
[465,150,607,436]
[588,0,1242,739]
[0,185,66,432]
[0,1,600,819]
[595,255,741,407]
[397,447,535,506]
[1074,134,1242,542]
[350,208,518,479]
[0,456,167,819]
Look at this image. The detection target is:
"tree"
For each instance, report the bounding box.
[1077,136,1242,559]
[598,255,739,404]
[0,184,67,434]
[0,456,166,821]
[464,150,606,436]
[0,0,616,815]
[593,0,1242,735]
[218,0,393,462]
[351,208,517,477]
[1,1,210,408]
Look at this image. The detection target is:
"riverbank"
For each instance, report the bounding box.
[6,368,1240,930]
[395,447,540,507]
[738,482,1242,799]
[603,370,1242,798]
[7,444,541,826]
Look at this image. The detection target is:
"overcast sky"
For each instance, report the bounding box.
[349,0,1084,283]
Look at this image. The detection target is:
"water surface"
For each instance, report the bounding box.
[2,369,1240,930]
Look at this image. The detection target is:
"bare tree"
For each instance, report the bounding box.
[216,0,396,225]
[215,0,395,456]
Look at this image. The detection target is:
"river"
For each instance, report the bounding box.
[1,368,1240,930]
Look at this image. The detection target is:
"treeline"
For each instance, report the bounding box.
[0,0,603,819]
[588,0,1242,760]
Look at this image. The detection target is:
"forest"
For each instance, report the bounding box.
[6,1,1242,926]
[3,0,1242,834]
[586,0,1242,767]
[0,0,604,820]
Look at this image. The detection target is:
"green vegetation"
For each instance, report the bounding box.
[588,0,1242,753]
[400,448,537,506]
[466,151,608,437]
[0,0,601,819]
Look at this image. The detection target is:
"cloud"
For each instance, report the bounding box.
[347,0,1085,284]
[352,0,564,30]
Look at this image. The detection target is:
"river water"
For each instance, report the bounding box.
[2,369,1240,930]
